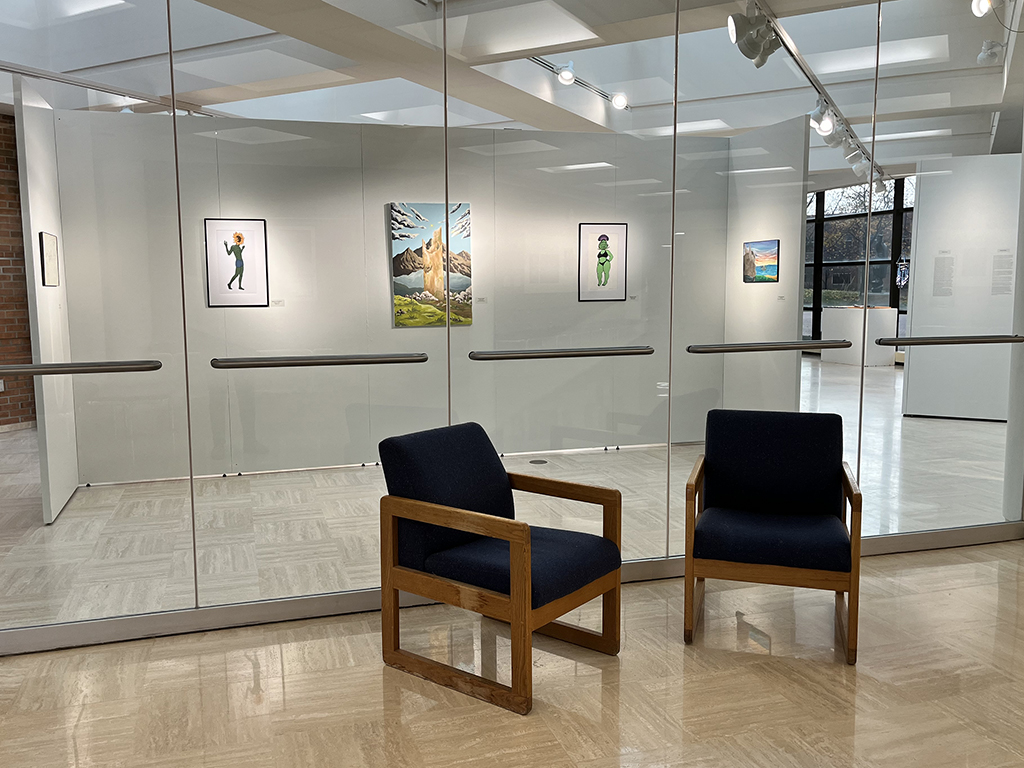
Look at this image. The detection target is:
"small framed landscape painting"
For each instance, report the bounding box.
[578,223,627,301]
[39,232,59,287]
[204,218,269,308]
[743,239,779,283]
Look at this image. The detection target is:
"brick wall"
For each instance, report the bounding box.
[0,114,36,430]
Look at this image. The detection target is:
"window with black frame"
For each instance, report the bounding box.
[804,178,915,340]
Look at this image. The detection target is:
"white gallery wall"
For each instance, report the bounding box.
[41,110,810,485]
[904,154,1021,421]
[723,116,809,411]
[14,79,79,523]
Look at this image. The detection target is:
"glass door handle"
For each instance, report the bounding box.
[210,353,429,369]
[468,346,654,361]
[686,340,851,354]
[0,360,162,375]
[875,335,1024,347]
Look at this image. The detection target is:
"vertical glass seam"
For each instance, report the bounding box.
[665,0,682,560]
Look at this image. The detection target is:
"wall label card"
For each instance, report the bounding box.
[389,203,472,327]
[204,219,269,308]
[39,232,59,287]
[742,239,779,283]
[578,223,627,301]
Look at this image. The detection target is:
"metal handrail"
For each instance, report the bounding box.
[0,360,163,375]
[210,353,428,369]
[686,339,852,354]
[875,335,1024,347]
[468,346,655,361]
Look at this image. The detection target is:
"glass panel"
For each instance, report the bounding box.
[822,216,866,262]
[668,2,879,556]
[862,0,1024,535]
[0,67,196,626]
[447,1,675,563]
[170,0,449,605]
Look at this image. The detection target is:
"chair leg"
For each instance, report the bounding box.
[510,614,533,714]
[685,567,708,643]
[847,582,859,665]
[834,591,857,665]
[382,583,400,660]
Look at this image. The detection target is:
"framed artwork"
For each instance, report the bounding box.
[742,239,779,283]
[389,202,472,327]
[578,223,627,301]
[204,218,269,308]
[39,232,59,287]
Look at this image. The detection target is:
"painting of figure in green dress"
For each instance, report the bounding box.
[578,223,627,301]
[205,218,269,307]
[389,202,472,327]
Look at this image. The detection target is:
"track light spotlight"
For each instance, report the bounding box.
[753,34,782,68]
[556,61,575,85]
[972,0,992,17]
[808,98,828,130]
[852,157,872,178]
[978,40,1006,65]
[846,148,865,166]
[814,110,836,137]
[873,177,886,195]
[611,92,628,110]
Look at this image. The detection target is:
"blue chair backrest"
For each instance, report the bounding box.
[379,422,515,571]
[703,409,844,517]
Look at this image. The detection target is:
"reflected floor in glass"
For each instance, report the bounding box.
[0,357,1009,628]
[1,541,1024,767]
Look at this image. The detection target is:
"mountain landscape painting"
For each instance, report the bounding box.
[389,202,472,327]
[742,239,779,283]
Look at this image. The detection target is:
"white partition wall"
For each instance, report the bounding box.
[904,155,1021,421]
[14,79,78,524]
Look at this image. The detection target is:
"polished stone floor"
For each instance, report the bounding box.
[0,359,1010,629]
[1,540,1023,767]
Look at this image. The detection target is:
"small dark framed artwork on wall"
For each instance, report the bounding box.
[39,232,59,287]
[204,218,269,308]
[742,239,779,283]
[578,223,627,301]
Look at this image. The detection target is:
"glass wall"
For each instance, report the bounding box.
[0,0,1022,646]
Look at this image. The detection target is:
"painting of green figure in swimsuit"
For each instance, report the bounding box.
[578,223,627,301]
[204,218,269,308]
[225,232,245,290]
[596,234,613,286]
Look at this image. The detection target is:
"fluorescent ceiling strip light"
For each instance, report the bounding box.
[538,162,615,173]
[637,189,692,197]
[798,35,949,75]
[859,129,953,143]
[716,166,795,176]
[595,179,662,187]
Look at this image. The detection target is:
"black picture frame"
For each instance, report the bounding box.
[742,238,780,284]
[578,222,628,302]
[39,231,59,287]
[204,218,270,308]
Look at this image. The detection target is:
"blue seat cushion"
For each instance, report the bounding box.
[423,526,621,609]
[693,507,851,573]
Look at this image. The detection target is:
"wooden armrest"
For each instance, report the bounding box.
[841,462,862,544]
[381,495,529,544]
[507,473,619,505]
[507,472,621,548]
[686,454,705,499]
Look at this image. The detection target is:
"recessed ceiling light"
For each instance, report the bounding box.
[537,161,615,173]
[637,189,692,197]
[798,36,949,75]
[627,120,732,139]
[461,140,559,156]
[716,166,795,176]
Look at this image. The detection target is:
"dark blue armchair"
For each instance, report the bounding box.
[684,409,862,664]
[379,422,622,714]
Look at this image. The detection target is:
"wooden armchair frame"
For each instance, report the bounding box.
[683,455,862,664]
[381,472,621,715]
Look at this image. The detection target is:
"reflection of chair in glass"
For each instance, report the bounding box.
[684,409,862,664]
[378,422,622,714]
